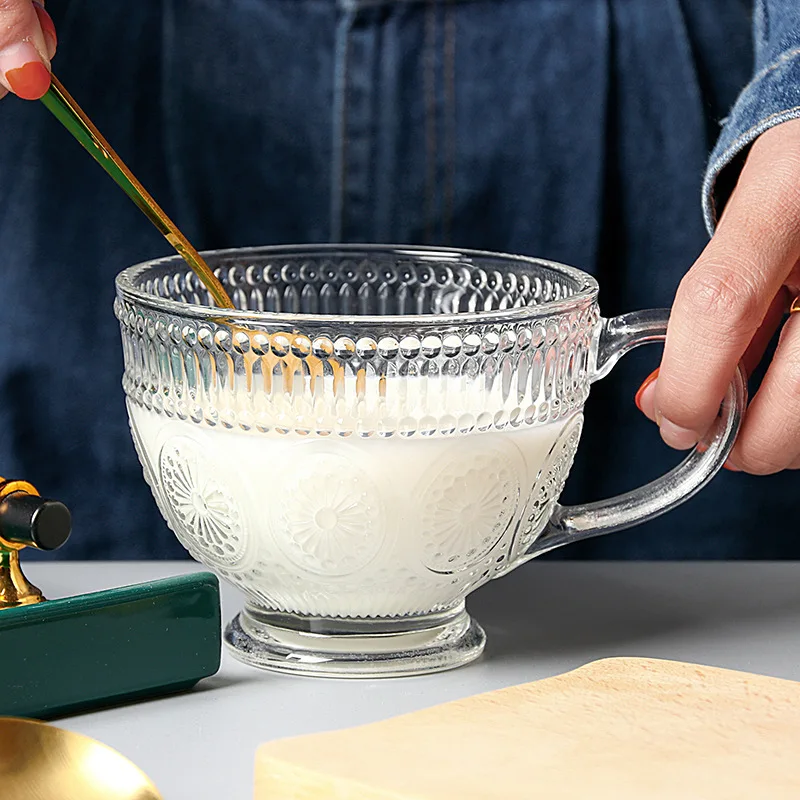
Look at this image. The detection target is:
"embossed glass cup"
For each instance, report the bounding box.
[116,245,745,678]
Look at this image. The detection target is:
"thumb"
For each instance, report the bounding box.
[0,1,53,101]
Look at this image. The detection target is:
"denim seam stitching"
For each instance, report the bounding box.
[738,45,800,98]
[443,0,456,245]
[423,0,438,242]
[702,47,800,232]
[703,105,800,231]
[331,8,356,240]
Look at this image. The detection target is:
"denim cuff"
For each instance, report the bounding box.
[702,46,800,234]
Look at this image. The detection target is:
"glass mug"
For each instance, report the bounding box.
[116,245,745,678]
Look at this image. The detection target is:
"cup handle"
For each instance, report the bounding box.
[529,309,747,557]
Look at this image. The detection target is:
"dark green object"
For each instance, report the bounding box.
[0,573,221,719]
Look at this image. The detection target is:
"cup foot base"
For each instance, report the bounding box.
[223,604,485,678]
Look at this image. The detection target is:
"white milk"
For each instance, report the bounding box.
[129,392,581,618]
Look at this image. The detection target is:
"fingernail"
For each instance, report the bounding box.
[658,418,700,450]
[634,368,659,419]
[0,42,50,100]
[33,2,58,59]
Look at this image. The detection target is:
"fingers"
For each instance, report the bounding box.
[654,118,800,450]
[33,2,57,59]
[635,287,791,427]
[0,0,55,101]
[740,287,792,379]
[727,311,800,473]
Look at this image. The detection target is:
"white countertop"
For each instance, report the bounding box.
[28,560,800,799]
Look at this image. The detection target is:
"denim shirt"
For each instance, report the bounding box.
[1,1,797,560]
[704,0,800,229]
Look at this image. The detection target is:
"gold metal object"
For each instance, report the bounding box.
[790,295,800,314]
[0,479,45,609]
[0,549,44,609]
[0,717,163,800]
[40,75,234,310]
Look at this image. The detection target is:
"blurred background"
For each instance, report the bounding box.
[1,0,793,561]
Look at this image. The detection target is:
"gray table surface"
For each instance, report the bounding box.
[26,560,800,799]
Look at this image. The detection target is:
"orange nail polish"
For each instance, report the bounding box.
[634,368,660,412]
[723,461,742,473]
[5,61,51,100]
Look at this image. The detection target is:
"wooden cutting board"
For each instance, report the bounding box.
[255,657,800,799]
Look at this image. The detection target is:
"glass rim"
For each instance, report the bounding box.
[115,243,600,325]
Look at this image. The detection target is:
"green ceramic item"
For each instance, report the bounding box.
[0,572,221,719]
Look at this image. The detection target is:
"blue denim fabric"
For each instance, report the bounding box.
[704,0,800,228]
[0,1,794,560]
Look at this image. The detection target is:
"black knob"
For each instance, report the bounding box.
[0,493,72,551]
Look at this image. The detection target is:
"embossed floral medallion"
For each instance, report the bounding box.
[515,412,584,556]
[159,436,250,569]
[274,451,385,577]
[418,440,522,573]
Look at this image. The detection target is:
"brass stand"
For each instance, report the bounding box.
[0,549,44,608]
[0,478,71,610]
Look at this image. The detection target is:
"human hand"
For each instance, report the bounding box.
[636,117,800,474]
[0,0,56,101]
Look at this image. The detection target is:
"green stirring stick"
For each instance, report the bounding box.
[40,75,234,310]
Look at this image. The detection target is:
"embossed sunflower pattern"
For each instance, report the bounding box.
[276,453,385,576]
[420,447,520,573]
[159,437,247,568]
[516,413,584,553]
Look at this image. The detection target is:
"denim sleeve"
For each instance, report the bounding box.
[702,0,800,232]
